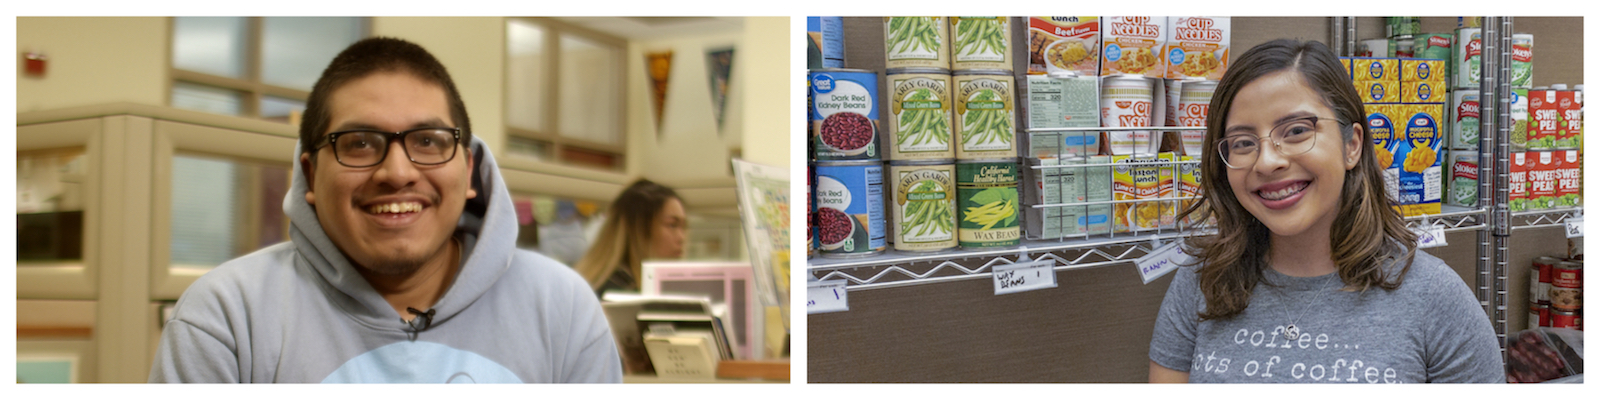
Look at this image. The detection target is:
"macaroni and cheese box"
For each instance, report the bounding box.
[1101,16,1166,78]
[1163,16,1230,80]
[1400,59,1447,103]
[1392,104,1445,217]
[1358,80,1402,104]
[1350,58,1400,83]
[1367,104,1403,202]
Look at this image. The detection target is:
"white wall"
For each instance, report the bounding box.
[739,17,790,170]
[372,17,508,156]
[16,17,168,113]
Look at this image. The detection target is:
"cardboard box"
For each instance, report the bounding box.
[1100,16,1166,78]
[1163,17,1230,80]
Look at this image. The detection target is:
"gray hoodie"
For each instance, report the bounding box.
[150,138,622,383]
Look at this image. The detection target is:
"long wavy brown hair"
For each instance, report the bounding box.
[575,179,682,291]
[1177,39,1419,321]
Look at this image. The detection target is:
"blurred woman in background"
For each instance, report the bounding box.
[576,179,688,295]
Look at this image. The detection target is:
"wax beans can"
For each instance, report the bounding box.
[957,160,1020,249]
[1176,80,1216,156]
[814,161,886,258]
[884,17,950,70]
[1102,75,1156,155]
[811,69,881,160]
[890,162,957,251]
[1454,28,1482,88]
[887,69,955,160]
[1511,34,1534,88]
[950,17,1014,72]
[1551,260,1582,312]
[1551,309,1579,329]
[954,71,1018,159]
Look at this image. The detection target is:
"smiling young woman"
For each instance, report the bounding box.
[1146,39,1503,384]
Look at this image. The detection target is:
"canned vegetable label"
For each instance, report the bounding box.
[884,17,950,70]
[892,164,957,251]
[811,70,880,160]
[1455,28,1481,88]
[1510,88,1528,151]
[1529,89,1560,150]
[957,161,1020,248]
[955,74,1017,159]
[808,17,845,69]
[1451,89,1480,150]
[1507,152,1530,212]
[952,17,1012,71]
[1446,152,1479,208]
[814,162,886,256]
[1554,150,1581,207]
[889,71,954,160]
[1511,34,1533,88]
[1556,89,1582,149]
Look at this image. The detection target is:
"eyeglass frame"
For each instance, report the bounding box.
[1214,114,1335,170]
[311,127,464,168]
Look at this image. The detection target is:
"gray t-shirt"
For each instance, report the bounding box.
[1149,251,1504,383]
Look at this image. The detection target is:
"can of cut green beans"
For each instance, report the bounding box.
[811,68,881,161]
[887,69,955,161]
[884,17,951,70]
[814,160,887,258]
[955,71,1017,160]
[956,159,1021,249]
[890,161,958,252]
[950,16,1014,72]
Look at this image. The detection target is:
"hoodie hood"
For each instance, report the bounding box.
[285,137,518,331]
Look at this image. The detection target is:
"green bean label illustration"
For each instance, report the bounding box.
[890,74,953,158]
[953,17,1008,63]
[884,17,949,69]
[955,76,1016,157]
[893,165,957,251]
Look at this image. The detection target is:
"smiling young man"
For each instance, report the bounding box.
[150,37,622,383]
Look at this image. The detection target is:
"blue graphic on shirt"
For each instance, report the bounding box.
[322,341,522,383]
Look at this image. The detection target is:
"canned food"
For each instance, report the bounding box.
[1394,37,1415,58]
[1507,151,1531,212]
[808,163,814,258]
[814,161,887,257]
[1028,16,1100,77]
[1511,88,1529,151]
[1102,75,1156,155]
[1451,89,1481,150]
[1454,28,1481,88]
[1358,38,1392,58]
[1529,89,1561,150]
[1101,16,1166,78]
[1511,34,1534,88]
[808,17,845,69]
[1534,256,1559,305]
[890,162,957,251]
[956,160,1020,248]
[951,17,1014,71]
[1445,151,1478,208]
[954,72,1018,159]
[1387,17,1420,38]
[1554,150,1580,208]
[1176,80,1216,156]
[1550,309,1578,329]
[1551,260,1582,312]
[1415,33,1454,76]
[887,69,955,161]
[1528,301,1548,329]
[811,69,881,161]
[1556,87,1582,149]
[884,17,950,70]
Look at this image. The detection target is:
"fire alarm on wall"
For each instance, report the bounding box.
[24,52,48,77]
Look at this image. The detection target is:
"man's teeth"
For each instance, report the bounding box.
[368,202,422,214]
[1260,183,1306,201]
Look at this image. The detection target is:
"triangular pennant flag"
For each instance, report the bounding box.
[706,48,735,133]
[647,51,673,136]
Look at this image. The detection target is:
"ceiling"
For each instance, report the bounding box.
[552,17,745,40]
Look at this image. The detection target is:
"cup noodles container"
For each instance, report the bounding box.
[883,17,951,70]
[1101,75,1156,155]
[1454,28,1482,88]
[1401,59,1446,103]
[1176,80,1215,156]
[1550,260,1582,313]
[1451,89,1481,151]
[1511,34,1534,88]
[1553,149,1581,208]
[887,69,956,161]
[1100,16,1166,78]
[1445,151,1478,208]
[954,72,1018,159]
[1163,17,1228,80]
[950,17,1014,72]
[1507,151,1531,212]
[1367,104,1403,204]
[1528,89,1561,150]
[1394,104,1444,217]
[810,69,882,161]
[1028,17,1100,77]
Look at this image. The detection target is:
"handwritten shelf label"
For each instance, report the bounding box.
[1135,241,1191,284]
[1565,216,1584,238]
[993,260,1057,295]
[1410,225,1448,249]
[807,280,849,314]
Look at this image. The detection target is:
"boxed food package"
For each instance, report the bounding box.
[1368,104,1403,203]
[1163,16,1229,80]
[1083,155,1113,235]
[1022,157,1066,239]
[1400,59,1447,103]
[1100,16,1166,78]
[1028,17,1101,77]
[1393,104,1445,217]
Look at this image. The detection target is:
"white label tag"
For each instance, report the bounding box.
[1565,216,1584,238]
[1412,225,1448,249]
[807,280,849,314]
[993,260,1057,295]
[1134,242,1190,284]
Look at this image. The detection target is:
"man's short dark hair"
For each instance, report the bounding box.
[299,36,472,161]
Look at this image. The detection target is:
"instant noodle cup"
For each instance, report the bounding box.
[1163,17,1229,80]
[1101,16,1166,78]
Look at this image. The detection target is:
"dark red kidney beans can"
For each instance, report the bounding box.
[807,163,815,259]
[1550,260,1582,312]
[814,160,887,258]
[1550,309,1579,329]
[811,69,881,161]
